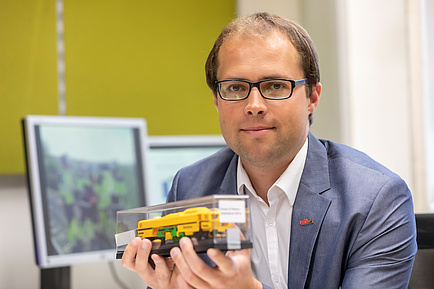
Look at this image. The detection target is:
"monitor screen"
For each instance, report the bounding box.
[147,135,227,206]
[22,115,149,268]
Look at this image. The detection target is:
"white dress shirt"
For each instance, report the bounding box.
[237,138,308,289]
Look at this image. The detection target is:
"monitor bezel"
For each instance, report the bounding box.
[22,115,149,268]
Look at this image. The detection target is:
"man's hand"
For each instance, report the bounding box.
[170,237,262,289]
[121,237,179,289]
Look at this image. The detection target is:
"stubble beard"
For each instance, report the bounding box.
[229,136,293,170]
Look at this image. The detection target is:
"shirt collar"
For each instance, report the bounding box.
[237,137,309,206]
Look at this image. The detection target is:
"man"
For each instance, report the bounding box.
[122,12,417,289]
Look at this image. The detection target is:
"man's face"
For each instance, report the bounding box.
[214,30,320,170]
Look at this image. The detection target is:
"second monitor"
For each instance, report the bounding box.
[147,135,227,206]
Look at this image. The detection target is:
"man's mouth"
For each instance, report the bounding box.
[241,126,275,135]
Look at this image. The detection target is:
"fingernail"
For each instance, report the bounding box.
[170,248,178,258]
[151,254,160,263]
[132,237,140,246]
[141,240,149,250]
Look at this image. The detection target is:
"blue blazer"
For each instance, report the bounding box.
[167,133,417,288]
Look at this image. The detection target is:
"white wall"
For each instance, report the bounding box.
[421,0,434,211]
[340,0,414,195]
[0,175,38,289]
[236,0,302,22]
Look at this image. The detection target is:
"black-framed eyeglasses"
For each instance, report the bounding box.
[215,78,307,101]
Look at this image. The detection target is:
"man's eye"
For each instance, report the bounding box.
[228,85,243,92]
[228,85,239,92]
[225,83,248,93]
[272,83,283,89]
[268,82,286,90]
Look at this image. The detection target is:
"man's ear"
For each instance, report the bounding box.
[308,82,321,114]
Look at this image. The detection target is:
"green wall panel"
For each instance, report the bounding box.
[0,0,58,174]
[64,0,235,135]
[0,0,235,174]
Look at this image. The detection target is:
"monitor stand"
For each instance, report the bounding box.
[41,266,71,289]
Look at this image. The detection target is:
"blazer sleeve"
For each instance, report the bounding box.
[341,176,417,288]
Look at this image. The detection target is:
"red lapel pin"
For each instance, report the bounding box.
[300,218,314,226]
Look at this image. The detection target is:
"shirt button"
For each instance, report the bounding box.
[268,221,274,226]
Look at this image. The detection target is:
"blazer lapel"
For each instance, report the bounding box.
[288,133,332,288]
[218,152,238,195]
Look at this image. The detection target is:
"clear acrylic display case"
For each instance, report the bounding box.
[115,195,252,259]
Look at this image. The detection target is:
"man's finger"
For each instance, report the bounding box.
[207,248,233,270]
[171,239,210,288]
[152,254,174,281]
[121,237,141,270]
[134,238,153,273]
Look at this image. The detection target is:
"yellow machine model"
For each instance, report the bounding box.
[137,207,231,244]
[115,195,253,259]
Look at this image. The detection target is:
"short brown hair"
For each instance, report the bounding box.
[205,12,320,124]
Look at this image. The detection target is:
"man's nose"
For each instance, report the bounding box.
[244,87,268,115]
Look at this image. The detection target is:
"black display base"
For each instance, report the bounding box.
[41,266,71,289]
[116,240,253,259]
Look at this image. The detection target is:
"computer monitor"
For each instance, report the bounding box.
[147,135,227,206]
[22,115,149,269]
